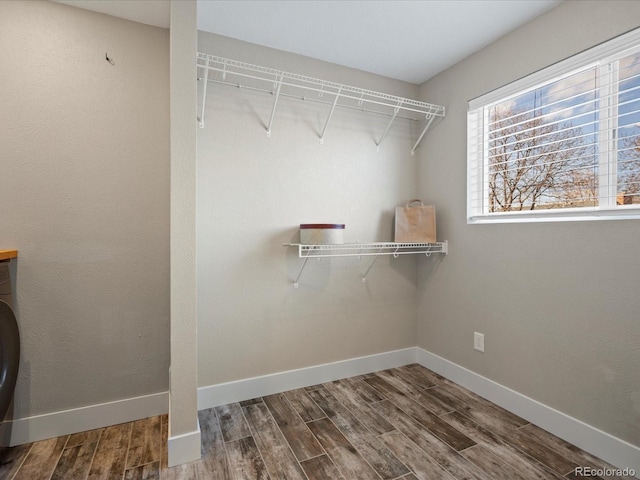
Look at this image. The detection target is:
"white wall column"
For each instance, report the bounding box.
[168,0,200,467]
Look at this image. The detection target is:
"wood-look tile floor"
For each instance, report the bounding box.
[0,364,635,480]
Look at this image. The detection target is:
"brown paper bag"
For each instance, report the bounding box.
[394,200,436,243]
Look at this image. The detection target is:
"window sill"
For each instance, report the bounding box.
[468,207,640,224]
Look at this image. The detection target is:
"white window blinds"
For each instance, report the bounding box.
[467,28,640,223]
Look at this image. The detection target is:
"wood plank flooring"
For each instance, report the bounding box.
[0,364,635,480]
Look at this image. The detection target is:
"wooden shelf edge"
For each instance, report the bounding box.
[0,250,18,261]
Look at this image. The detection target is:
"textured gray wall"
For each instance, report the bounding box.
[416,1,640,447]
[0,1,170,418]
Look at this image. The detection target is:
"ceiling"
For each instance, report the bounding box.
[54,0,561,84]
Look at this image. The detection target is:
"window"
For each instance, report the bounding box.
[468,28,640,223]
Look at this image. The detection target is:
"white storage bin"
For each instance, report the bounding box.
[299,224,345,244]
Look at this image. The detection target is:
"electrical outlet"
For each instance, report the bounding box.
[474,332,485,352]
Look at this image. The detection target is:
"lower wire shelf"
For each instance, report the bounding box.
[283,241,448,287]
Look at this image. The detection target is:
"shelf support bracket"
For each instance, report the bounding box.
[411,113,436,156]
[198,58,210,128]
[293,254,311,288]
[319,87,342,144]
[293,246,317,288]
[267,75,283,137]
[376,100,403,150]
[362,248,383,283]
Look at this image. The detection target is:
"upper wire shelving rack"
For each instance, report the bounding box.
[197,53,445,155]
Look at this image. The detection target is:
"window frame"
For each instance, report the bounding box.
[467,28,640,224]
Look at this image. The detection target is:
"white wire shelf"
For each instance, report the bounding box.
[284,241,448,257]
[283,241,448,287]
[197,53,445,155]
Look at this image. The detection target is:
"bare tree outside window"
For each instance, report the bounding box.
[616,52,640,204]
[486,69,599,212]
[488,107,596,211]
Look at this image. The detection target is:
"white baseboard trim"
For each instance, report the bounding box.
[416,348,640,474]
[197,347,418,410]
[5,346,636,474]
[0,391,169,447]
[168,424,201,467]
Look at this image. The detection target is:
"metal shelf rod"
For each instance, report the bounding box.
[199,64,442,116]
[199,65,444,117]
[200,78,421,122]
